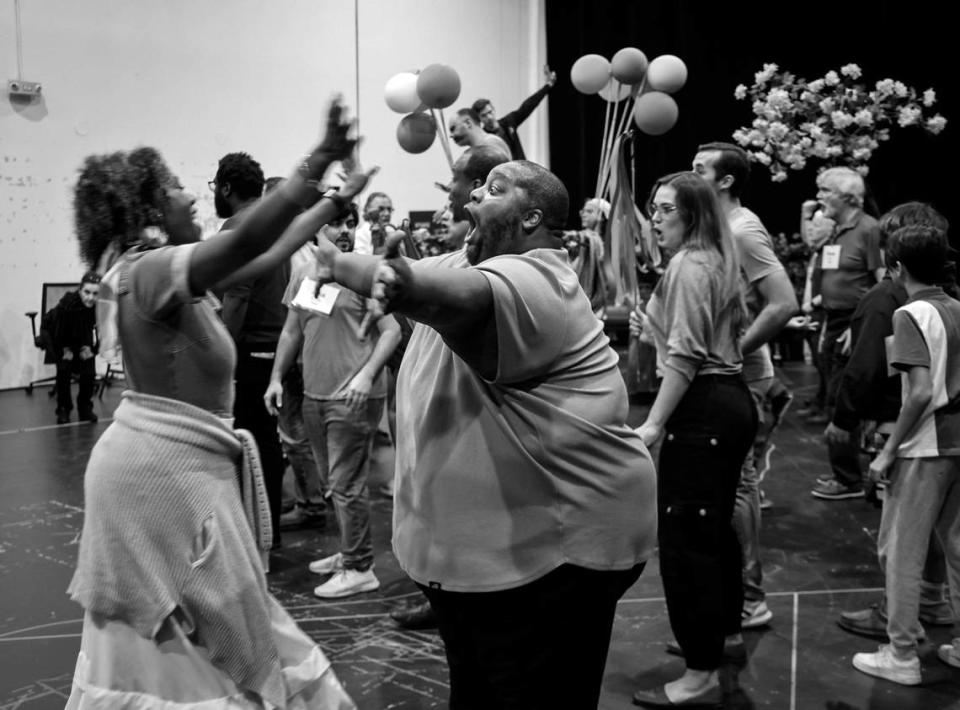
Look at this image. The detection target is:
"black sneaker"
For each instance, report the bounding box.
[56,409,70,424]
[390,601,438,630]
[79,411,98,423]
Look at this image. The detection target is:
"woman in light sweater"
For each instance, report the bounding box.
[632,172,757,708]
[66,99,371,709]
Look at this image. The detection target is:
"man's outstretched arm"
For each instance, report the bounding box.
[317,238,498,378]
[500,69,556,127]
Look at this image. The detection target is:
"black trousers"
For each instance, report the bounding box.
[820,309,862,487]
[234,353,285,543]
[420,562,644,710]
[658,374,757,671]
[55,357,95,415]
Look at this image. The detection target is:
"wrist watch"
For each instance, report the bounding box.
[322,189,348,214]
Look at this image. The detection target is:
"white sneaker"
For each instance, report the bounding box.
[308,552,344,575]
[852,644,921,685]
[313,568,380,598]
[742,600,773,629]
[938,638,960,668]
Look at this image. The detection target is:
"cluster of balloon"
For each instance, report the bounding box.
[385,64,461,168]
[571,48,688,309]
[571,48,687,201]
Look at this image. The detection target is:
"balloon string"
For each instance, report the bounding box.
[432,108,455,170]
[599,82,620,200]
[596,92,612,198]
[602,80,643,200]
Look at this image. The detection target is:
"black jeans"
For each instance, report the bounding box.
[658,374,757,671]
[420,563,644,710]
[234,353,285,543]
[820,309,862,487]
[56,357,95,415]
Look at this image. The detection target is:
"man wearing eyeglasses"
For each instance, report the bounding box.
[209,151,288,550]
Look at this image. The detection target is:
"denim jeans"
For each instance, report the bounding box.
[301,397,382,571]
[819,309,862,487]
[658,374,757,671]
[277,364,326,514]
[880,456,960,653]
[735,376,773,604]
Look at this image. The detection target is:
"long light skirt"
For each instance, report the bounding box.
[65,596,355,709]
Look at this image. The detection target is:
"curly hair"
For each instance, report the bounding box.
[74,147,175,268]
[214,152,264,201]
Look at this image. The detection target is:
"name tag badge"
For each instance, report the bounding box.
[292,278,340,315]
[822,244,842,270]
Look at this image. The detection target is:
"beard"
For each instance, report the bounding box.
[214,191,232,218]
[465,211,523,265]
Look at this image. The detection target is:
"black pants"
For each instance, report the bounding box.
[419,563,643,710]
[819,309,862,487]
[234,353,285,543]
[658,374,757,671]
[55,357,95,415]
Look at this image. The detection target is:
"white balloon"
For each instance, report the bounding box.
[384,72,422,113]
[646,55,688,94]
[599,78,631,102]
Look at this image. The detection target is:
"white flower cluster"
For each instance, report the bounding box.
[732,63,947,182]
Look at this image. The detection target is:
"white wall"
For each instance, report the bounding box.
[0,0,547,389]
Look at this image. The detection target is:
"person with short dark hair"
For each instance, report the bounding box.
[50,271,101,424]
[265,199,401,599]
[65,98,368,708]
[314,159,656,709]
[472,66,556,160]
[211,151,266,218]
[448,107,511,155]
[692,141,798,630]
[852,223,960,684]
[830,202,955,641]
[212,151,287,548]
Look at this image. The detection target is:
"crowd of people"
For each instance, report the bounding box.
[56,76,960,709]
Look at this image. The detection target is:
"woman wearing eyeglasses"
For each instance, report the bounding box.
[632,172,757,708]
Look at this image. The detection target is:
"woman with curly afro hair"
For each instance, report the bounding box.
[65,98,373,709]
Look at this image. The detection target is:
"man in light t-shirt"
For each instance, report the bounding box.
[314,160,657,709]
[693,143,798,631]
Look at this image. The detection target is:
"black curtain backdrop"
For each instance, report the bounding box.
[545,0,957,242]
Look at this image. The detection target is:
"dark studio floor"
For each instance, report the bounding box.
[1,359,959,709]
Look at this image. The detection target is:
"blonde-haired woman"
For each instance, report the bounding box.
[632,172,756,708]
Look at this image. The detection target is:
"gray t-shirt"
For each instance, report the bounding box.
[282,262,387,400]
[729,206,785,383]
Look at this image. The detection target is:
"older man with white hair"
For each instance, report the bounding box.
[807,167,885,500]
[563,197,611,315]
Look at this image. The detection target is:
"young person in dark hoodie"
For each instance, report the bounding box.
[827,202,956,640]
[49,272,101,424]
